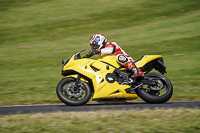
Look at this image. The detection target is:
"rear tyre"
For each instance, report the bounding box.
[135,73,173,104]
[56,77,91,106]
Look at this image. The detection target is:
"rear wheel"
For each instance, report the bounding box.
[135,73,173,104]
[56,77,91,106]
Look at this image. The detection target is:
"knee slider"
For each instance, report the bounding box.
[116,54,128,64]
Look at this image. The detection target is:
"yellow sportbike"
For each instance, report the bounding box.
[56,50,173,106]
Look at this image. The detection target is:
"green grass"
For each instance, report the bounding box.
[0,0,200,105]
[0,109,200,133]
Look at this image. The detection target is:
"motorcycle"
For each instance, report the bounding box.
[56,50,173,106]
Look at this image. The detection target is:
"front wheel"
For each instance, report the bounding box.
[56,77,91,106]
[135,73,173,104]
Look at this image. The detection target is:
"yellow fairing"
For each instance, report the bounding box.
[62,53,162,101]
[62,54,138,100]
[135,55,163,68]
[95,55,121,68]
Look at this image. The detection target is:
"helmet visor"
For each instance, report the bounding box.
[90,43,100,50]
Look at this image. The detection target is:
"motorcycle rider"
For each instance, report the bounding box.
[83,33,144,79]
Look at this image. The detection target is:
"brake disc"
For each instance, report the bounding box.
[66,82,84,97]
[150,80,164,91]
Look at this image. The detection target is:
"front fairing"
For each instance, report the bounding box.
[62,50,85,70]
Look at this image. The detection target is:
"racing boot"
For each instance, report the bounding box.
[125,62,144,80]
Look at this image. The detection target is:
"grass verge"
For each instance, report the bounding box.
[0,108,200,133]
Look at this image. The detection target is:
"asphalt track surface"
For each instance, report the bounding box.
[0,101,199,115]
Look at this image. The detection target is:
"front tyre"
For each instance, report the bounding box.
[56,77,91,106]
[135,73,173,104]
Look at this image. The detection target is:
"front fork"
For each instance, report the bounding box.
[74,74,81,89]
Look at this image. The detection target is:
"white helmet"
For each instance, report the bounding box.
[90,34,107,50]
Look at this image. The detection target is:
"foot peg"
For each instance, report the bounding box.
[125,83,143,94]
